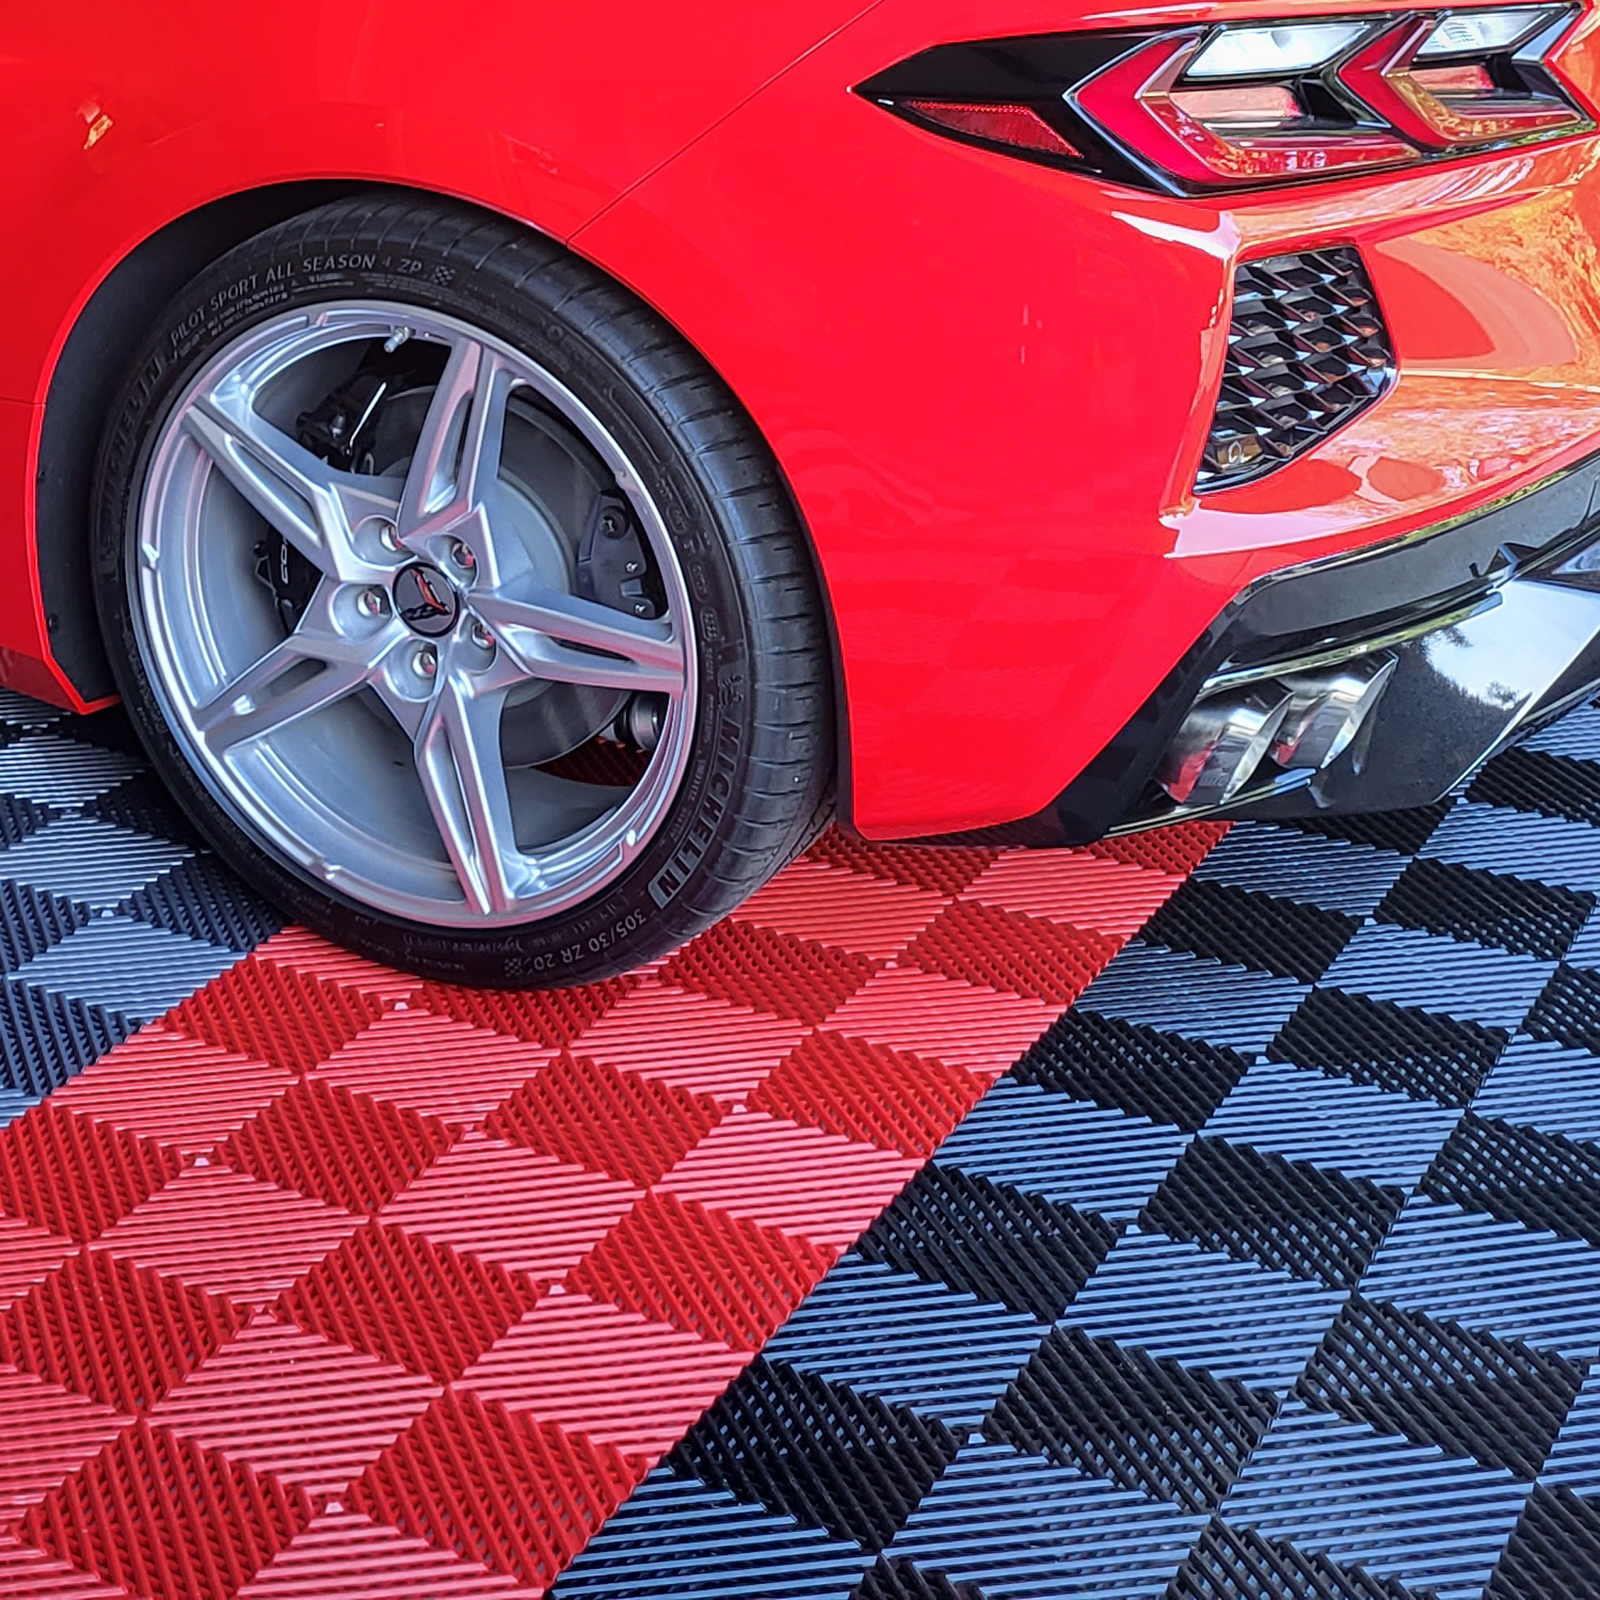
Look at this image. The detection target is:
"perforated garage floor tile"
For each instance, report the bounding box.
[19,686,1600,1599]
[0,691,1206,1597]
[562,695,1600,1600]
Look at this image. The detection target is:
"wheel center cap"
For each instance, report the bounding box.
[393,562,461,638]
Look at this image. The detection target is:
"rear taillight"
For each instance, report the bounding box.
[1073,32,1416,185]
[1339,9,1586,149]
[859,5,1594,194]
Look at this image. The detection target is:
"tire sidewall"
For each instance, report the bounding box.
[93,213,775,987]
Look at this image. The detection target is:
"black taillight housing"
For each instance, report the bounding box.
[858,6,1594,194]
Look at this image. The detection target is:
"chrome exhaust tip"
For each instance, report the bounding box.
[1154,649,1400,812]
[1155,685,1293,805]
[1270,653,1397,772]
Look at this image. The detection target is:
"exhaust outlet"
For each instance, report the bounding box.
[1155,649,1401,811]
[1270,653,1397,772]
[1155,685,1293,805]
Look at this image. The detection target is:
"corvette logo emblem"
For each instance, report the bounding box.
[393,562,461,638]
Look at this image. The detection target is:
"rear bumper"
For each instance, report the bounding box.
[982,446,1600,846]
[579,2,1600,840]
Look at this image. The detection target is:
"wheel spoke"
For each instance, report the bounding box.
[398,336,512,556]
[194,610,380,751]
[412,668,523,915]
[472,588,686,695]
[184,387,388,584]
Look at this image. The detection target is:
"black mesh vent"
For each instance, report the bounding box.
[1198,247,1394,492]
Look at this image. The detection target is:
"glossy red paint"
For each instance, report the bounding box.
[6,0,1600,835]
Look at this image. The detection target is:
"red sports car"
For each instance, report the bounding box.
[5,1,1600,985]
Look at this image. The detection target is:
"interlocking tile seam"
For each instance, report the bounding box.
[0,689,1215,1596]
[564,698,1600,1600]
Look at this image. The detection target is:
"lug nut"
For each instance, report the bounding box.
[449,539,477,573]
[356,587,388,619]
[376,521,403,554]
[414,645,438,680]
[470,620,494,651]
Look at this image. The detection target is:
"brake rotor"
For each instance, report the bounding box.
[256,365,665,769]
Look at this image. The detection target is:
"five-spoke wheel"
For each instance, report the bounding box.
[138,304,696,926]
[94,200,832,984]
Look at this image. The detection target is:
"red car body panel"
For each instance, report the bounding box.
[0,0,875,700]
[6,0,1600,835]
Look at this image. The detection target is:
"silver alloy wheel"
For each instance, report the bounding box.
[133,303,697,928]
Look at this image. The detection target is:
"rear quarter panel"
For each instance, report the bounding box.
[0,0,875,707]
[574,0,1600,835]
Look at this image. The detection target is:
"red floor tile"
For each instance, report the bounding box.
[904,896,1122,1005]
[805,834,999,897]
[0,1103,182,1246]
[0,1533,131,1599]
[459,1290,748,1457]
[821,966,1062,1079]
[279,1223,543,1386]
[0,1216,76,1313]
[729,858,946,959]
[349,1390,644,1590]
[309,1011,552,1129]
[484,1052,722,1189]
[236,1510,530,1597]
[417,972,644,1051]
[49,1028,292,1157]
[148,1312,440,1497]
[960,849,1184,936]
[659,920,878,1026]
[220,1080,455,1217]
[0,1368,129,1524]
[246,927,424,1005]
[657,1111,923,1249]
[168,956,389,1077]
[568,1193,832,1352]
[0,1251,246,1416]
[22,1422,313,1600]
[748,1030,986,1159]
[564,981,809,1103]
[95,1167,362,1308]
[377,1135,641,1282]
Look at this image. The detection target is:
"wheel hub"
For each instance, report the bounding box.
[393,561,461,637]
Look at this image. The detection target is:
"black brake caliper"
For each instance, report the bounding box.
[252,531,320,633]
[575,492,670,749]
[253,343,442,631]
[577,493,664,620]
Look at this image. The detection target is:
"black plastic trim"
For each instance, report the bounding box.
[1197,247,1396,492]
[37,182,362,703]
[915,447,1600,847]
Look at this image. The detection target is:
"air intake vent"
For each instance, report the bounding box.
[1198,247,1394,492]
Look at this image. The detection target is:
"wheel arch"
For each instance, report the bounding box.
[39,180,372,703]
[35,182,850,814]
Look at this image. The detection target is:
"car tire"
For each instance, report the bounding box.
[91,195,834,988]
